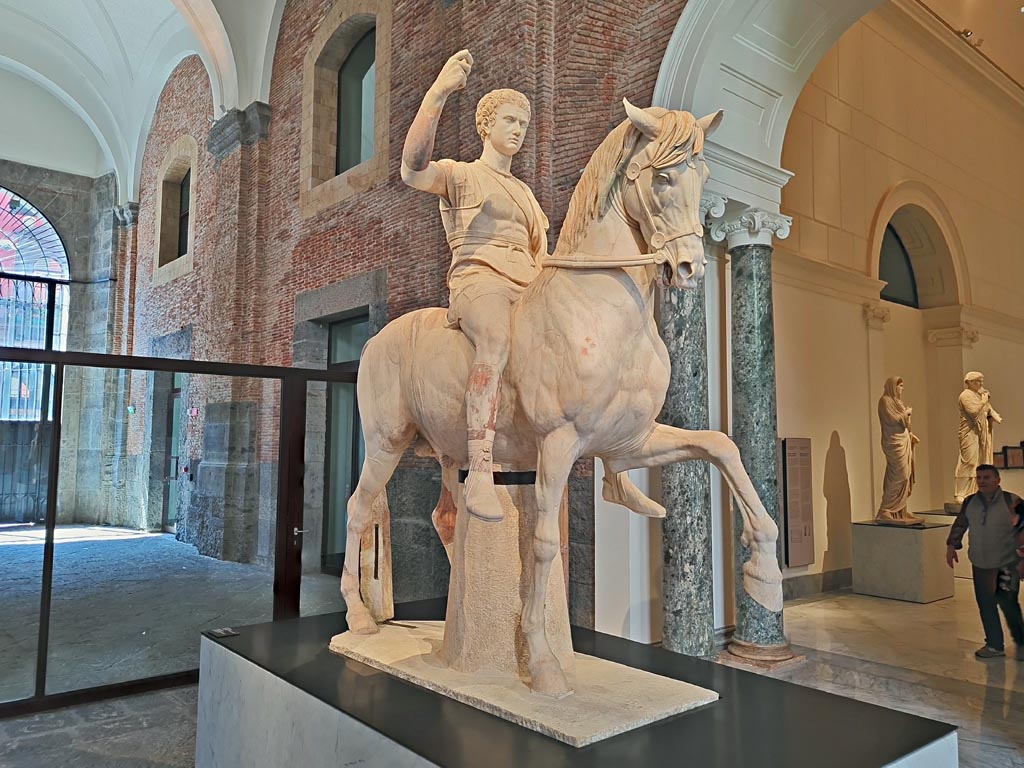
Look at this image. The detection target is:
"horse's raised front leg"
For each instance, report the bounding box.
[340,442,408,634]
[604,424,783,613]
[523,426,579,698]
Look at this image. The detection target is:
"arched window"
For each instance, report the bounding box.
[879,224,919,308]
[0,185,70,420]
[300,1,392,217]
[154,135,199,286]
[177,169,191,258]
[336,28,376,175]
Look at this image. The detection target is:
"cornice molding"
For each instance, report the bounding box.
[877,0,1024,116]
[772,249,885,304]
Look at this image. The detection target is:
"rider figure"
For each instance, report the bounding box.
[400,50,548,523]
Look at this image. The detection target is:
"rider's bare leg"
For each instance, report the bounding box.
[459,295,513,522]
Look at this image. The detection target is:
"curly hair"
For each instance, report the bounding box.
[475,89,531,140]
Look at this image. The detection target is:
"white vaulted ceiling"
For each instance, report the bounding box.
[0,0,285,203]
[0,0,1019,205]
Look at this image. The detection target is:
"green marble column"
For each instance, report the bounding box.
[660,278,714,658]
[717,208,792,660]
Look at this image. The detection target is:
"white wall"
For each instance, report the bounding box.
[0,69,110,178]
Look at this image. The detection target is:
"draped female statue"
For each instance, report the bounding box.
[876,377,922,524]
[954,371,1001,503]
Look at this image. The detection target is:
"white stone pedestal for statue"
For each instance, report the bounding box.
[441,478,574,679]
[852,521,954,603]
[916,511,971,580]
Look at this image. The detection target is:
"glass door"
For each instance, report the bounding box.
[321,316,369,577]
[162,373,183,532]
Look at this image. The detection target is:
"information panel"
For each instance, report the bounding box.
[781,437,814,567]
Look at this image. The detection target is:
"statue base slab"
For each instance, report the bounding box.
[329,620,718,747]
[852,521,954,603]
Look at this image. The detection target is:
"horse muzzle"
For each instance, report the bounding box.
[655,235,706,290]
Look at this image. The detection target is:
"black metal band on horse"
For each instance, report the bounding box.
[457,469,537,486]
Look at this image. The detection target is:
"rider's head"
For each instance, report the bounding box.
[476,89,531,141]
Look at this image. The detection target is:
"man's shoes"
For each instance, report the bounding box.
[975,645,1005,659]
[1015,645,1024,661]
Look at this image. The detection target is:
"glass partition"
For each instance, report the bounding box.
[0,347,357,711]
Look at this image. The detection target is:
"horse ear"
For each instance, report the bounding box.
[697,110,724,138]
[623,98,660,139]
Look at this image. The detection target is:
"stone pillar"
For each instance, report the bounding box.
[660,193,725,658]
[711,208,793,659]
[924,322,978,506]
[863,303,892,506]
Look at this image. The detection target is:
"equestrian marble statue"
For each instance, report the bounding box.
[339,50,784,697]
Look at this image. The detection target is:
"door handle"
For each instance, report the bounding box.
[293,527,309,536]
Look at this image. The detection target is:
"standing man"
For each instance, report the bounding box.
[400,50,548,523]
[946,464,1024,659]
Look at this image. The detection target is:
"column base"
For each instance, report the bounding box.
[727,637,796,663]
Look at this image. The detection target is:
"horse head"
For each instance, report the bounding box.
[620,100,722,290]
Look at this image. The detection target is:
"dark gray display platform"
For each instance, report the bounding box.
[196,598,957,767]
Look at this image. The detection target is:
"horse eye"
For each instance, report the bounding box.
[655,172,671,184]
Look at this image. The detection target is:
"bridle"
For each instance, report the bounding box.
[623,153,704,257]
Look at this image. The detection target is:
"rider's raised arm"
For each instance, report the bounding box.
[400,50,473,196]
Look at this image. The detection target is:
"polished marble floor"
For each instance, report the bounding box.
[4,580,1023,767]
[0,524,342,704]
[761,582,1024,768]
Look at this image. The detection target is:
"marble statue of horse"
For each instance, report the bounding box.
[340,100,784,697]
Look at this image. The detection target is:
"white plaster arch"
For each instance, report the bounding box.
[168,0,239,114]
[259,0,290,103]
[0,10,130,194]
[654,0,887,211]
[867,180,971,309]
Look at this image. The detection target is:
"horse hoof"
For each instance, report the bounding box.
[346,609,380,635]
[530,659,573,698]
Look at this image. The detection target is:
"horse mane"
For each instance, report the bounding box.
[553,107,705,260]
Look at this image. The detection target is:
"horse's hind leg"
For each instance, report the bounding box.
[523,426,579,698]
[341,438,409,634]
[603,424,783,613]
[431,457,459,563]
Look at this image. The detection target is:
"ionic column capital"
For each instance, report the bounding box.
[710,207,792,250]
[862,302,892,331]
[700,192,728,224]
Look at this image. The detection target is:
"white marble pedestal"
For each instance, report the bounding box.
[195,637,434,768]
[916,512,972,580]
[852,521,954,603]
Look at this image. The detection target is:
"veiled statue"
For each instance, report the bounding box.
[954,371,1002,503]
[875,377,921,524]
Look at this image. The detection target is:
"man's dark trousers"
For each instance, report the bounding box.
[973,566,1024,651]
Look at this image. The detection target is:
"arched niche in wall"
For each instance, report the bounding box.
[868,181,969,310]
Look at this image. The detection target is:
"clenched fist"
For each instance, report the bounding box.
[432,50,474,97]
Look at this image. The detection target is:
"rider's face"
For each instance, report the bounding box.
[486,103,529,157]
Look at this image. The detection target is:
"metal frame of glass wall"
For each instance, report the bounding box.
[0,346,355,718]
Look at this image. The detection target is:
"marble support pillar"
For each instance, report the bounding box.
[924,322,978,503]
[659,193,725,658]
[712,208,793,659]
[863,303,892,509]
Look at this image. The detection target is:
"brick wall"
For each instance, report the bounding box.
[121,0,691,600]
